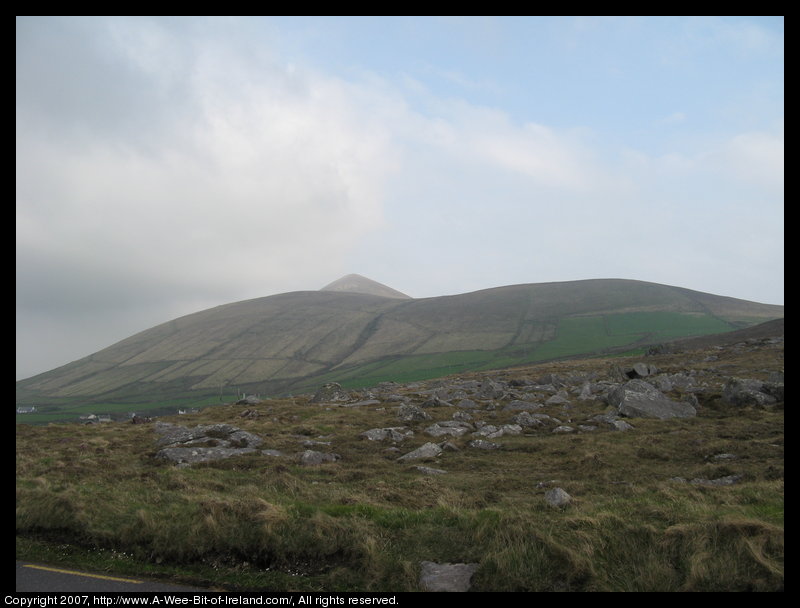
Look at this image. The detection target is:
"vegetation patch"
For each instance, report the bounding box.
[17,336,783,591]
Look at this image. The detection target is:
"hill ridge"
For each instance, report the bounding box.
[16,278,783,417]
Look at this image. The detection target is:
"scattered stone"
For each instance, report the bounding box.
[397,442,442,462]
[156,446,258,465]
[397,403,432,422]
[545,391,570,405]
[689,474,743,486]
[415,466,447,475]
[421,396,453,407]
[361,427,413,442]
[722,378,781,407]
[425,423,470,438]
[419,561,479,592]
[503,399,542,411]
[608,380,696,419]
[154,422,265,464]
[310,382,351,403]
[298,450,340,465]
[552,425,575,433]
[467,439,499,450]
[544,487,572,508]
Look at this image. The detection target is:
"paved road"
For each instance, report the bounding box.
[15,561,211,593]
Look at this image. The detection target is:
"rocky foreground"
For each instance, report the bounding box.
[145,331,783,591]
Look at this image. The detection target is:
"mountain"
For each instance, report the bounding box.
[320,274,411,299]
[16,277,783,415]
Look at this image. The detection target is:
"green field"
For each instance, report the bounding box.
[302,311,735,391]
[15,310,740,423]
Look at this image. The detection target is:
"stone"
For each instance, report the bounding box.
[722,378,779,407]
[419,561,479,592]
[310,382,351,403]
[544,487,572,508]
[397,403,432,422]
[154,422,265,464]
[298,450,340,465]
[361,427,413,442]
[608,380,696,419]
[467,439,499,450]
[415,466,447,475]
[425,423,470,438]
[155,446,258,465]
[503,399,542,411]
[690,474,743,486]
[397,442,442,462]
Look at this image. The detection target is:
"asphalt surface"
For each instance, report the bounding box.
[15,561,210,593]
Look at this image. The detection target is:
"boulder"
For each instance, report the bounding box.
[397,403,432,422]
[397,442,442,462]
[544,487,572,508]
[154,422,265,464]
[425,423,470,438]
[607,380,696,419]
[298,450,340,465]
[310,382,351,403]
[419,561,479,592]
[722,378,780,407]
[360,427,413,442]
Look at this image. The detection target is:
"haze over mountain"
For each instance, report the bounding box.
[16,276,783,413]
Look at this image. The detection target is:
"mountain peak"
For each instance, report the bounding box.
[320,274,411,299]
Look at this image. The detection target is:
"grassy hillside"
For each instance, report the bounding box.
[16,336,784,591]
[16,279,783,422]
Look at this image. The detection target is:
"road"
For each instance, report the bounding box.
[15,561,211,593]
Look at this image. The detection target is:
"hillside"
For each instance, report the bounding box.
[16,277,783,420]
[16,330,784,591]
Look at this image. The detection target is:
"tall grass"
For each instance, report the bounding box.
[16,346,783,591]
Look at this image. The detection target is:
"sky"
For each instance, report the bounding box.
[16,16,784,380]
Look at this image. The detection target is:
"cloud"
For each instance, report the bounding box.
[17,18,397,299]
[15,17,784,380]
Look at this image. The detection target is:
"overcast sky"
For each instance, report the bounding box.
[16,16,784,380]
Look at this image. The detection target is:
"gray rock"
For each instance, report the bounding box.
[467,439,500,450]
[608,380,696,419]
[503,399,542,411]
[690,474,743,486]
[419,561,479,592]
[154,422,265,464]
[425,423,470,438]
[478,380,506,399]
[397,442,442,462]
[722,378,779,407]
[415,466,447,475]
[156,446,258,464]
[545,391,570,405]
[544,487,572,508]
[310,382,351,403]
[397,403,433,422]
[298,450,340,465]
[361,427,413,442]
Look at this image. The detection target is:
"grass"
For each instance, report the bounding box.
[16,340,783,591]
